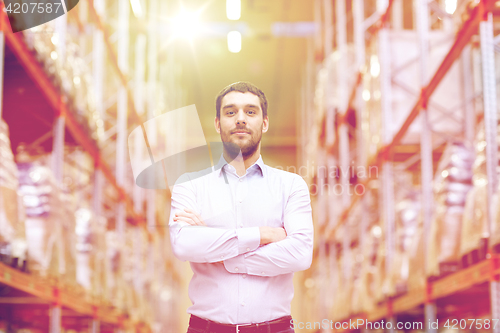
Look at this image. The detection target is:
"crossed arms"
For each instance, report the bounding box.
[168,176,314,277]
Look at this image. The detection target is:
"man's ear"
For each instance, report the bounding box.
[214,116,221,134]
[262,116,269,133]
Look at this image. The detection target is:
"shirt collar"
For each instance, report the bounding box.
[214,154,266,178]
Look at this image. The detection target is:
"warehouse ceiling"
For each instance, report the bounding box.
[167,0,314,166]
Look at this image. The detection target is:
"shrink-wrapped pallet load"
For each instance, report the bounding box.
[122,227,145,320]
[461,123,497,264]
[28,24,102,140]
[18,161,76,284]
[388,190,421,294]
[356,223,381,314]
[331,225,352,321]
[104,230,123,309]
[75,208,108,298]
[374,231,387,303]
[328,253,342,321]
[0,120,27,270]
[60,193,77,286]
[354,189,382,313]
[91,216,108,300]
[407,219,426,291]
[343,203,364,316]
[337,203,365,318]
[18,163,60,278]
[428,142,474,277]
[75,208,93,289]
[349,244,364,315]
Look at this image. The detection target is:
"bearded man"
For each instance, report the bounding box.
[169,81,313,333]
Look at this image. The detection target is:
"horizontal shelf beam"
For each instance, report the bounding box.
[335,255,500,331]
[0,262,145,329]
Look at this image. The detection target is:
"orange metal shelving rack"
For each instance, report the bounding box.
[0,2,156,332]
[306,0,500,331]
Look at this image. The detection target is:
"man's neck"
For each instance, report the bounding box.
[223,148,261,177]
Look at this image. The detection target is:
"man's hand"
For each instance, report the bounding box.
[259,226,287,245]
[173,208,206,226]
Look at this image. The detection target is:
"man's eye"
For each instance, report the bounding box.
[247,110,255,114]
[226,111,235,115]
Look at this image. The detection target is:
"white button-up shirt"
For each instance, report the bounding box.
[168,154,313,324]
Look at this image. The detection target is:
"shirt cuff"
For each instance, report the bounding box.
[223,254,247,274]
[236,227,260,255]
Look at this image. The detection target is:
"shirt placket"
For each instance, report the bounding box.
[236,173,250,321]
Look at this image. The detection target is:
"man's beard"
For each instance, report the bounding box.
[221,127,262,160]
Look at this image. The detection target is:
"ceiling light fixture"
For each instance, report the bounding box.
[227,31,241,53]
[130,0,143,18]
[226,0,241,20]
[171,9,202,39]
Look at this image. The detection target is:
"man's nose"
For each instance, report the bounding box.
[236,110,246,124]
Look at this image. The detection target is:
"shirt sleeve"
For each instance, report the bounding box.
[169,176,261,263]
[223,176,313,276]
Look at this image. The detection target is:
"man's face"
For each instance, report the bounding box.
[215,91,269,158]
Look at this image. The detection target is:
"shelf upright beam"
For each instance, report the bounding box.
[353,0,365,169]
[91,319,100,333]
[51,107,66,184]
[52,12,67,289]
[479,12,500,332]
[133,33,146,216]
[134,31,147,298]
[52,112,66,287]
[145,0,158,304]
[352,0,367,306]
[323,0,338,239]
[92,0,105,221]
[50,305,62,333]
[323,0,333,59]
[323,0,334,149]
[378,1,395,330]
[55,9,67,62]
[415,0,436,331]
[0,18,4,120]
[392,0,402,30]
[147,0,158,232]
[320,0,333,321]
[52,9,67,185]
[335,0,351,293]
[336,0,349,210]
[116,0,130,240]
[461,44,475,145]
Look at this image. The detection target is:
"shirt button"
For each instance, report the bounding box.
[261,272,265,275]
[246,247,250,251]
[220,256,224,259]
[241,302,245,306]
[234,267,239,272]
[242,274,247,279]
[239,224,243,228]
[239,178,243,182]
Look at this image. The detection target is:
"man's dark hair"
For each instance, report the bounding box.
[215,82,268,119]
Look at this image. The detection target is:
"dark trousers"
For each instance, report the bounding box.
[186,315,296,333]
[187,328,295,333]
